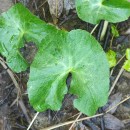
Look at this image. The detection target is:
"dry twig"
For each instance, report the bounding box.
[0,57,34,130]
[41,95,130,130]
[109,67,124,96]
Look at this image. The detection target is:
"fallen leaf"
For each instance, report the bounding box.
[104,114,124,130]
[64,0,75,14]
[103,93,122,114]
[48,0,63,23]
[72,122,89,130]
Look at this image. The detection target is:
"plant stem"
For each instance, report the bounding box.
[90,24,98,34]
[27,112,39,130]
[100,21,109,41]
[41,95,130,130]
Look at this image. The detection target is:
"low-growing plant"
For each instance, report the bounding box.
[106,50,117,68]
[76,0,130,24]
[0,1,130,116]
[123,48,130,71]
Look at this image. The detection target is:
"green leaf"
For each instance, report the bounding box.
[106,50,117,68]
[123,60,130,72]
[27,30,109,116]
[123,48,130,72]
[126,48,130,60]
[76,0,130,24]
[111,25,119,37]
[0,3,59,72]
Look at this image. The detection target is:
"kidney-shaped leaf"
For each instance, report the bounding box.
[27,30,109,116]
[76,0,130,24]
[0,3,58,72]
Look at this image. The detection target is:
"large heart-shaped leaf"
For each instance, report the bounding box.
[27,30,109,116]
[0,3,59,72]
[76,0,130,24]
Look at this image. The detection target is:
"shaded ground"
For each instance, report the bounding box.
[0,0,130,130]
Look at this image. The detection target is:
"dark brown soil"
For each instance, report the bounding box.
[1,0,130,130]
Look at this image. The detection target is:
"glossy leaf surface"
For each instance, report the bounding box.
[28,30,109,116]
[0,3,58,72]
[76,0,130,24]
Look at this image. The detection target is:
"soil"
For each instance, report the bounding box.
[0,0,130,130]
